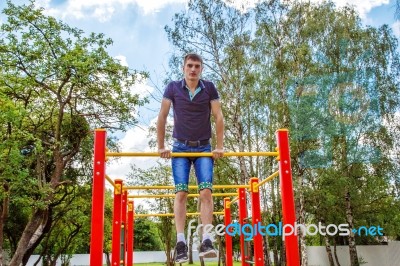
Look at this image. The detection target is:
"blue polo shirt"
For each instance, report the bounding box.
[163,79,220,141]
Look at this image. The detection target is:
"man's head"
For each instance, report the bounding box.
[183,53,203,82]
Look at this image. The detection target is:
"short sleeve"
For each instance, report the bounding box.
[163,82,174,101]
[209,82,220,101]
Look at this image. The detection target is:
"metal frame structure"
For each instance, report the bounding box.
[89,129,300,266]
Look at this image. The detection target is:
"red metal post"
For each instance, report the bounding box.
[249,178,265,266]
[132,203,135,263]
[90,129,106,266]
[238,188,249,266]
[276,129,300,266]
[112,179,123,266]
[224,198,233,266]
[127,200,134,266]
[121,190,128,264]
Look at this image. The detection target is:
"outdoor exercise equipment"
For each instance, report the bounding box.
[89,128,300,266]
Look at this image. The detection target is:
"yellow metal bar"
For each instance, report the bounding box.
[105,175,115,187]
[128,192,238,199]
[256,171,280,188]
[124,184,250,190]
[106,151,279,157]
[226,196,239,209]
[135,211,224,218]
[230,196,239,205]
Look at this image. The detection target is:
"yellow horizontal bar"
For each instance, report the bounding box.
[128,193,238,199]
[135,211,224,217]
[256,170,280,188]
[124,184,250,190]
[230,196,239,205]
[106,151,278,157]
[105,175,115,187]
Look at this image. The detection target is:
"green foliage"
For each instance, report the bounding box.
[134,219,162,251]
[162,1,400,264]
[0,0,147,263]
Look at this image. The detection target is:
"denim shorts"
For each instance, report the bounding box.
[171,141,213,193]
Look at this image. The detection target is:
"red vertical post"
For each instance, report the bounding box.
[112,179,123,266]
[121,191,128,264]
[276,129,300,266]
[238,188,248,266]
[90,129,106,266]
[249,178,264,266]
[132,203,135,263]
[224,198,233,266]
[127,200,134,266]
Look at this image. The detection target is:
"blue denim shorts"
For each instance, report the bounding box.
[171,141,213,193]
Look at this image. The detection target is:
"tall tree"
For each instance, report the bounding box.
[255,1,400,265]
[0,1,146,264]
[164,1,400,266]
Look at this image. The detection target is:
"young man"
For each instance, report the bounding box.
[157,53,224,263]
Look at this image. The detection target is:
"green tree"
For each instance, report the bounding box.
[127,164,176,266]
[164,1,281,264]
[0,91,30,263]
[163,1,400,266]
[32,184,92,266]
[255,1,400,265]
[0,1,146,264]
[134,218,162,251]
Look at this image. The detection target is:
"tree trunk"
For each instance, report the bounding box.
[298,180,307,266]
[105,252,111,266]
[333,239,341,266]
[280,243,286,266]
[218,240,225,266]
[271,180,280,266]
[22,207,53,266]
[345,191,359,266]
[9,209,49,266]
[189,232,194,264]
[263,235,271,266]
[0,183,10,266]
[324,235,335,266]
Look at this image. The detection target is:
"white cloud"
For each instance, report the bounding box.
[106,121,158,179]
[115,55,129,67]
[132,0,187,14]
[38,0,187,21]
[35,0,392,22]
[308,0,390,19]
[114,55,155,99]
[131,82,155,98]
[392,20,400,38]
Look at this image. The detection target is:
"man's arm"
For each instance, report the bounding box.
[211,100,224,159]
[157,98,172,158]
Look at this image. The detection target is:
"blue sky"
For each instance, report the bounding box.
[1,0,399,180]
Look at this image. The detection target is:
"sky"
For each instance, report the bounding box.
[1,0,399,186]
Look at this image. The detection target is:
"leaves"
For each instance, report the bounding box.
[0,1,147,263]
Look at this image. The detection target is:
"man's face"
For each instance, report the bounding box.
[183,59,203,82]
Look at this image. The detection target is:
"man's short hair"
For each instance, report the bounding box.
[184,53,203,65]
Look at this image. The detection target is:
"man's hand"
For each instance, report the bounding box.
[212,148,224,159]
[158,148,171,159]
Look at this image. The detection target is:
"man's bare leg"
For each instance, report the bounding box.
[199,189,217,257]
[174,191,188,263]
[175,191,188,234]
[200,189,213,225]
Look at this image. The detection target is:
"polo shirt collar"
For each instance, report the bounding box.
[181,79,205,90]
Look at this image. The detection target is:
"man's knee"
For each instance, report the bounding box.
[175,191,188,203]
[199,188,212,203]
